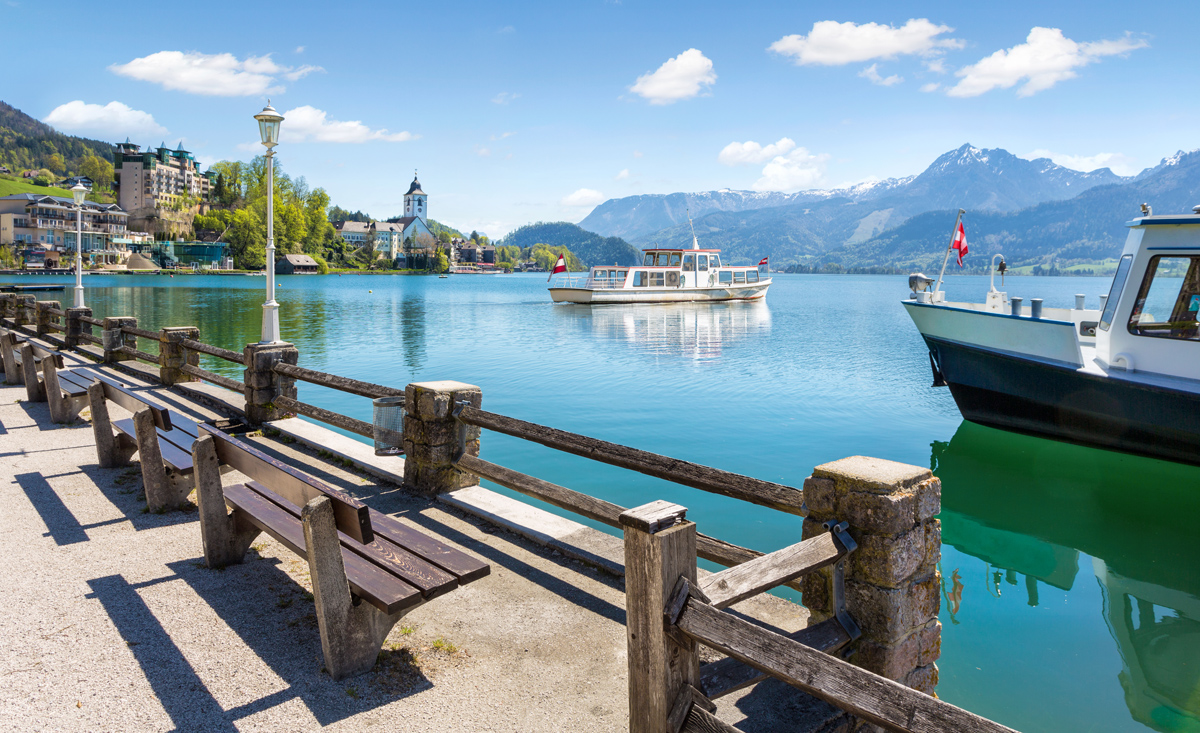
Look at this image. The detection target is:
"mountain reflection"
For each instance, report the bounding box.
[555,300,771,361]
[932,421,1200,732]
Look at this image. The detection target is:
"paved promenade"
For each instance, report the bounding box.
[0,368,834,732]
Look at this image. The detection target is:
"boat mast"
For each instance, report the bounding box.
[934,208,966,299]
[688,207,699,250]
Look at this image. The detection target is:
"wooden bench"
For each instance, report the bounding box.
[192,425,490,680]
[85,371,206,513]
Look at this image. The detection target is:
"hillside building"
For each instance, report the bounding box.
[0,193,136,265]
[113,139,214,240]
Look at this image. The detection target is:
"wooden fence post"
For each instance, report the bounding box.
[242,341,298,426]
[159,327,199,386]
[102,317,137,363]
[621,500,699,733]
[801,456,942,702]
[403,380,481,496]
[65,307,92,348]
[35,300,61,337]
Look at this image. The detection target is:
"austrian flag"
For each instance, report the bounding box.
[952,221,968,267]
[547,253,568,281]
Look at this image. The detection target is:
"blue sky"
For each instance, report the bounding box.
[4,0,1195,236]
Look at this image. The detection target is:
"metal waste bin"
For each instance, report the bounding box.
[372,396,405,456]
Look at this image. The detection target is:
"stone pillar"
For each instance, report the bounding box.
[0,294,13,321]
[402,380,481,496]
[65,307,92,349]
[14,294,35,326]
[35,300,61,337]
[102,317,137,363]
[242,341,298,426]
[159,327,199,386]
[801,456,942,699]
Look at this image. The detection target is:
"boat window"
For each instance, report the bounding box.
[697,255,708,271]
[710,255,721,268]
[1127,255,1200,341]
[656,253,672,267]
[719,271,733,284]
[747,271,759,283]
[734,271,746,284]
[594,270,608,280]
[650,272,665,286]
[616,270,627,281]
[633,271,647,287]
[644,253,655,266]
[1099,255,1134,331]
[683,254,695,271]
[669,253,682,267]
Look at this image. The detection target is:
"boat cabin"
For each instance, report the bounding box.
[585,249,764,290]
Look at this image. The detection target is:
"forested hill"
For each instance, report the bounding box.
[498,221,638,266]
[827,149,1200,272]
[0,101,114,173]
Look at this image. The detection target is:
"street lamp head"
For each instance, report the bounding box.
[254,100,284,149]
[71,182,88,205]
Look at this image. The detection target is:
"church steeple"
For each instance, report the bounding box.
[403,171,427,223]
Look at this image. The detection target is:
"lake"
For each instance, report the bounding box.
[26,270,1200,733]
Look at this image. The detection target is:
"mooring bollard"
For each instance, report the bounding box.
[242,341,299,426]
[102,317,137,363]
[801,456,942,695]
[35,300,61,338]
[402,380,481,496]
[65,307,92,349]
[159,327,199,386]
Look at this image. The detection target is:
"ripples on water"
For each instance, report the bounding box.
[42,270,1200,733]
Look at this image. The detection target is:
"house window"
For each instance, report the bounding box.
[1127,255,1200,340]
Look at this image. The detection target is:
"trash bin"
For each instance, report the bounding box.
[372,396,405,456]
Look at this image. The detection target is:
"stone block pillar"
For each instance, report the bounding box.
[65,307,93,349]
[0,294,13,321]
[801,456,942,698]
[14,294,35,326]
[402,380,481,496]
[35,300,61,338]
[242,341,298,425]
[102,317,137,363]
[159,327,199,386]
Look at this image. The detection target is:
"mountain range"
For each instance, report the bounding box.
[578,144,1200,270]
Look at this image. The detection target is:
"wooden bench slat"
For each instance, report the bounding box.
[81,371,172,431]
[367,508,490,583]
[247,481,458,597]
[199,425,373,545]
[165,411,200,439]
[223,482,423,615]
[55,370,92,397]
[111,418,194,474]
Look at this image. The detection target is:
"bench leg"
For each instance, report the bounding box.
[20,345,43,402]
[303,496,410,680]
[42,358,64,423]
[1,336,19,385]
[61,394,88,423]
[88,383,135,468]
[194,435,261,567]
[134,408,192,512]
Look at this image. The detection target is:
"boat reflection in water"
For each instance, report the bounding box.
[555,300,771,361]
[933,421,1200,732]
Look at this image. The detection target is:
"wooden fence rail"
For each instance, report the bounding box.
[120,324,161,341]
[117,345,160,364]
[180,338,244,365]
[273,395,374,439]
[272,361,403,400]
[180,363,245,392]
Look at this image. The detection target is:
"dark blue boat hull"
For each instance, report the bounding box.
[924,336,1200,466]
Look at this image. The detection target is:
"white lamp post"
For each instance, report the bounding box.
[254,101,284,343]
[70,182,87,308]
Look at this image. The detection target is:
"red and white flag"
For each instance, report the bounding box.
[952,221,968,267]
[758,257,769,266]
[547,253,567,281]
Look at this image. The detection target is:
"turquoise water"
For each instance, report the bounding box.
[24,270,1200,732]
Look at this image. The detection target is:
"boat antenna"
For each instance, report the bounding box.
[687,207,699,250]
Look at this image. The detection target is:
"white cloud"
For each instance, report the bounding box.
[476,146,491,157]
[492,92,520,105]
[498,25,515,34]
[43,100,167,138]
[859,64,903,86]
[615,169,630,180]
[1023,148,1139,176]
[769,19,962,66]
[280,106,415,143]
[718,137,797,166]
[920,82,942,93]
[561,188,606,207]
[490,131,515,141]
[633,150,643,158]
[948,27,1148,98]
[110,51,323,96]
[752,148,830,192]
[924,58,947,74]
[295,45,305,53]
[630,48,716,105]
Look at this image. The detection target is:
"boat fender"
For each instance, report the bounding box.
[1111,353,1135,371]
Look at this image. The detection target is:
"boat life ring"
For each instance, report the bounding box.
[667,271,680,287]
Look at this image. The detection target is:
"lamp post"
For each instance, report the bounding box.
[254,101,284,343]
[70,182,87,308]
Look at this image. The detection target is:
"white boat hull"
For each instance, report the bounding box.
[549,280,771,304]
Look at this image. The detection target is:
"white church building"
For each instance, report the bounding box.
[333,173,437,264]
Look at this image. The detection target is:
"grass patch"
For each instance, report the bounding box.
[0,178,69,198]
[431,638,458,654]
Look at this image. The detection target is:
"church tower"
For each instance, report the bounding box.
[403,172,427,223]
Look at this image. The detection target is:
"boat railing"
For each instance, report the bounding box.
[549,275,590,288]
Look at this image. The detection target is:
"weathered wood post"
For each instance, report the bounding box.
[35,300,60,337]
[14,294,35,327]
[402,380,481,496]
[102,317,137,363]
[65,307,93,349]
[242,341,299,426]
[801,456,942,702]
[621,500,700,733]
[159,327,199,386]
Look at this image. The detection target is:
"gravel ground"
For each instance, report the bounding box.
[0,372,839,732]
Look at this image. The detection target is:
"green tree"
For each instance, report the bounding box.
[79,155,113,190]
[46,153,65,174]
[434,247,450,273]
[227,209,265,269]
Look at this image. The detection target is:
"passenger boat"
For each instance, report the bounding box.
[903,205,1200,465]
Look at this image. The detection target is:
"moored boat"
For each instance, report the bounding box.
[903,205,1200,465]
[549,248,771,304]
